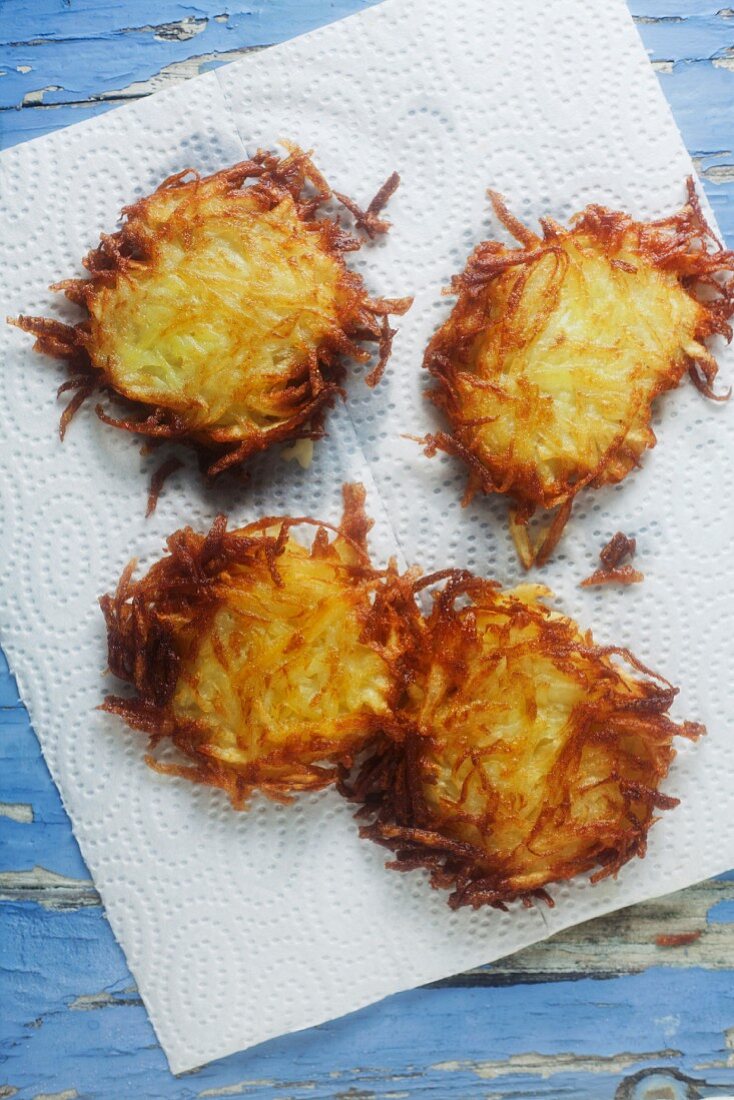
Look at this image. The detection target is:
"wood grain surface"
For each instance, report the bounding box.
[1,3,733,1097]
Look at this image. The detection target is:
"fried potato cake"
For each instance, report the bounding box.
[581,531,644,588]
[11,147,411,487]
[424,180,734,567]
[100,487,703,904]
[344,573,703,909]
[101,485,408,806]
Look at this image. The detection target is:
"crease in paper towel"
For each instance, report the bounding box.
[1,0,732,1074]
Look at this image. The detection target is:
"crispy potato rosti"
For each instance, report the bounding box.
[424,180,734,567]
[343,573,703,909]
[101,488,703,906]
[11,146,411,485]
[101,485,408,806]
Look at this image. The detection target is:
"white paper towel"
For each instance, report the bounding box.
[1,0,732,1074]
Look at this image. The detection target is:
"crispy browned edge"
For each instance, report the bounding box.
[339,570,704,910]
[421,178,734,568]
[9,149,412,484]
[99,483,411,807]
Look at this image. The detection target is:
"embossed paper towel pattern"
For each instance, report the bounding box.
[1,0,733,1074]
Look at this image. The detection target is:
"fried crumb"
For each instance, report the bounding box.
[582,531,644,587]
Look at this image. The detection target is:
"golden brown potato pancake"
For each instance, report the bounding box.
[344,573,703,909]
[12,146,411,484]
[424,180,734,567]
[101,490,702,907]
[101,485,408,806]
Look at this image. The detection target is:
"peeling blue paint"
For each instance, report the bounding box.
[0,649,21,708]
[2,1,732,241]
[707,899,734,923]
[2,2,734,1098]
[629,10,734,61]
[0,1,382,111]
[3,942,734,1100]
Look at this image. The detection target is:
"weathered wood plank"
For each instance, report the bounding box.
[0,868,98,911]
[3,927,734,1100]
[2,1,733,241]
[0,1,380,112]
[2,2,734,1098]
[459,878,734,981]
[1,861,733,977]
[0,706,90,879]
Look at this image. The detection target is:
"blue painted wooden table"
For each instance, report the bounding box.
[1,3,734,1098]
